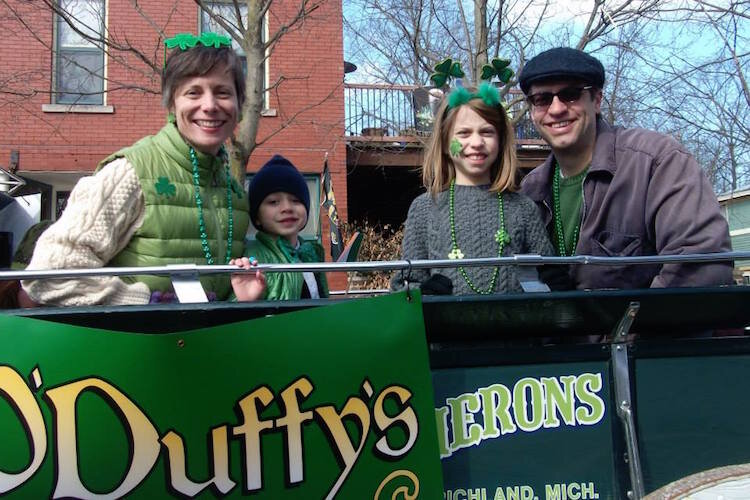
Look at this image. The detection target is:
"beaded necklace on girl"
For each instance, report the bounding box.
[433,58,514,295]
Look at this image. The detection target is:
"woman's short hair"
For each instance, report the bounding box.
[161,45,245,110]
[422,90,518,197]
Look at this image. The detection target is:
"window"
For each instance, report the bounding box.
[54,0,106,105]
[55,191,71,219]
[244,175,321,241]
[200,2,268,108]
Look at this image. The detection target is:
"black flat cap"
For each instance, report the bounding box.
[519,47,605,94]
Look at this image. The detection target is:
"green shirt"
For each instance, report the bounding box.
[555,167,588,256]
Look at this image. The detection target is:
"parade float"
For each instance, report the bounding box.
[1,252,749,499]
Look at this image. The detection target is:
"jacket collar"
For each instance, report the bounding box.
[589,117,617,176]
[522,155,555,203]
[160,122,222,176]
[523,117,617,203]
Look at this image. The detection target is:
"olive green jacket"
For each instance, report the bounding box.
[99,123,250,299]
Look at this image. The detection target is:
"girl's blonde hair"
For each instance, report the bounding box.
[422,90,518,197]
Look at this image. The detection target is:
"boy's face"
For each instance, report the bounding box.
[256,191,308,244]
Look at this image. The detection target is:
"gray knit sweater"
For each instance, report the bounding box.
[391,185,554,295]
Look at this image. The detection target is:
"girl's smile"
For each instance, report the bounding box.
[449,106,500,185]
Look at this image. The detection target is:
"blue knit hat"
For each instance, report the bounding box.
[248,155,310,229]
[519,47,605,94]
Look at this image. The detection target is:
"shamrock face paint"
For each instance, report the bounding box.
[449,106,499,186]
[449,138,463,157]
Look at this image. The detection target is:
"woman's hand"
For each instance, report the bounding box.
[230,257,266,301]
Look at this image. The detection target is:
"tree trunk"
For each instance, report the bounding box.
[473,0,488,84]
[231,0,265,176]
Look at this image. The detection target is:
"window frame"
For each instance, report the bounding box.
[53,0,107,106]
[199,1,270,110]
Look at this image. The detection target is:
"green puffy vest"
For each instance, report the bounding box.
[99,123,250,299]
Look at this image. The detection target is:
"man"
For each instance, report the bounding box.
[519,47,733,289]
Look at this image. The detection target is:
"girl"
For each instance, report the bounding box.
[392,83,557,295]
[231,155,329,301]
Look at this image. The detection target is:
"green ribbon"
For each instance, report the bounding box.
[277,237,320,264]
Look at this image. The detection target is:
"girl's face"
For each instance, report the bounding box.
[171,63,239,155]
[448,106,500,186]
[256,191,308,245]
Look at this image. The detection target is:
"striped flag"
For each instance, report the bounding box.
[321,156,344,260]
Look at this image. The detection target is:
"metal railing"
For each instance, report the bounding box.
[3,252,747,303]
[344,83,542,141]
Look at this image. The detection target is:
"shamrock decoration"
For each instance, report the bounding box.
[495,228,511,245]
[480,57,514,84]
[165,32,231,50]
[448,248,465,260]
[449,138,463,157]
[155,177,176,198]
[430,58,465,88]
[198,32,232,48]
[165,33,200,50]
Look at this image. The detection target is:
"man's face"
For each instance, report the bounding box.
[528,80,602,157]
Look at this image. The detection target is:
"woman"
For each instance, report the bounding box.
[22,33,250,306]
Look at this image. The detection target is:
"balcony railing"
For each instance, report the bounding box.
[344,83,542,142]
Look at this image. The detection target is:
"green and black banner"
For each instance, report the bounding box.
[434,362,616,500]
[0,292,444,498]
[3,290,750,499]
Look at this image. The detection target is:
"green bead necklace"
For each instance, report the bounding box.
[551,161,582,257]
[189,146,234,265]
[448,180,510,295]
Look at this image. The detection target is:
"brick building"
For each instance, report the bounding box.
[0,0,347,285]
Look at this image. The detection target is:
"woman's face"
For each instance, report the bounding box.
[171,63,239,155]
[448,105,500,186]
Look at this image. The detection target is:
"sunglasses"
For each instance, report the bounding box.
[526,86,593,108]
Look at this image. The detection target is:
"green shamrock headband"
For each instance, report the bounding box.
[163,32,232,68]
[429,57,515,110]
[429,58,465,87]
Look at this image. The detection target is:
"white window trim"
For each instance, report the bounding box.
[42,103,113,113]
[50,0,109,108]
[262,12,270,112]
[198,4,273,113]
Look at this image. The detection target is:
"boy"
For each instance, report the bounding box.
[231,155,329,301]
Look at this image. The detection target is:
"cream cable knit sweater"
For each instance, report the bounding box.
[22,158,151,306]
